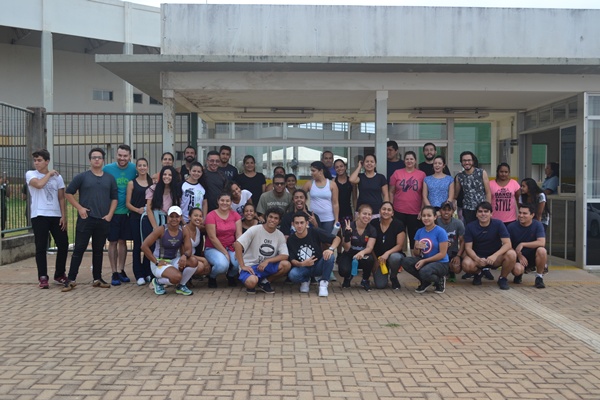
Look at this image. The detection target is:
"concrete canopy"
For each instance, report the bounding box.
[96,4,600,123]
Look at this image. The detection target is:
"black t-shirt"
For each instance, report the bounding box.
[418,161,451,177]
[235,173,266,206]
[347,221,377,255]
[287,228,336,262]
[279,209,321,236]
[219,164,239,181]
[387,159,406,181]
[357,173,387,214]
[370,218,406,256]
[201,169,228,212]
[335,177,353,220]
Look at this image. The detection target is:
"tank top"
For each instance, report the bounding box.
[189,226,202,252]
[310,179,334,222]
[457,168,486,211]
[335,176,353,220]
[153,226,183,261]
[130,179,149,220]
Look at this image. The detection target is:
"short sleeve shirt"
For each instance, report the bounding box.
[205,210,241,251]
[435,217,465,255]
[357,173,387,214]
[490,179,520,223]
[26,170,65,218]
[390,168,426,215]
[464,218,510,258]
[236,225,288,266]
[414,225,449,262]
[370,218,406,256]
[287,228,336,262]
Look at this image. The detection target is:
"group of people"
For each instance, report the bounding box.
[26,142,555,296]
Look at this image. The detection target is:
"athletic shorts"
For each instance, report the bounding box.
[238,262,280,283]
[108,214,132,241]
[151,257,180,278]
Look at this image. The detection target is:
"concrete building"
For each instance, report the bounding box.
[2,2,600,270]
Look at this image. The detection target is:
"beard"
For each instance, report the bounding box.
[185,156,196,163]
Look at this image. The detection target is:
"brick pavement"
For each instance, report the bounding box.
[1,255,600,399]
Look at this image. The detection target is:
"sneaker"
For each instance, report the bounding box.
[360,279,372,292]
[92,279,111,288]
[318,280,329,297]
[38,276,49,289]
[390,277,401,291]
[497,276,510,290]
[208,277,217,288]
[119,271,131,283]
[111,273,121,286]
[145,276,152,283]
[61,280,77,292]
[176,284,193,296]
[227,276,237,287]
[415,282,432,293]
[482,268,494,280]
[513,274,523,284]
[258,280,274,294]
[543,264,549,274]
[342,277,352,288]
[434,277,446,294]
[448,271,456,283]
[330,271,337,282]
[137,277,146,286]
[152,278,166,295]
[462,273,475,279]
[299,281,310,293]
[472,272,483,286]
[54,275,68,285]
[535,276,546,289]
[246,287,256,295]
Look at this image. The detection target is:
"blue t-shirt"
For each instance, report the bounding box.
[424,175,454,207]
[103,162,137,214]
[541,176,558,194]
[414,225,449,262]
[464,218,509,258]
[507,220,545,248]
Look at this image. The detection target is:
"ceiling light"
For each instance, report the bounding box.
[408,110,489,119]
[234,112,314,119]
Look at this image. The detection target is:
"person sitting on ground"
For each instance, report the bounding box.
[256,173,292,223]
[461,201,517,290]
[141,206,198,296]
[508,203,547,289]
[338,204,376,292]
[401,205,450,294]
[435,201,465,283]
[370,201,406,290]
[234,207,291,294]
[279,188,320,238]
[287,212,341,297]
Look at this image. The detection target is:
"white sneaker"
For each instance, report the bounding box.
[300,281,310,293]
[319,280,329,297]
[137,277,146,286]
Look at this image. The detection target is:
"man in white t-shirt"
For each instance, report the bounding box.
[234,207,291,294]
[26,149,69,289]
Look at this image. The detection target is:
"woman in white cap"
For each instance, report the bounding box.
[141,205,198,296]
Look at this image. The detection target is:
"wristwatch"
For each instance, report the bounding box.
[328,247,335,251]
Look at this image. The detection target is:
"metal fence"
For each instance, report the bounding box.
[0,103,32,237]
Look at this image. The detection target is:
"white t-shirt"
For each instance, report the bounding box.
[231,189,253,216]
[26,170,65,218]
[181,181,206,223]
[236,224,288,267]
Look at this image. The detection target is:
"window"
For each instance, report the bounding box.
[149,96,162,105]
[133,93,143,104]
[93,90,113,101]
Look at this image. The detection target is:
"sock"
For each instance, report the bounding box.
[180,266,197,285]
[158,277,170,285]
[536,273,543,278]
[260,278,269,284]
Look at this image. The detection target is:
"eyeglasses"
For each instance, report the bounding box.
[90,156,104,160]
[273,182,285,186]
[207,159,219,163]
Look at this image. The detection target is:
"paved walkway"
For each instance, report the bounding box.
[1,255,600,399]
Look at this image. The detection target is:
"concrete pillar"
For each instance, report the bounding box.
[446,118,455,174]
[123,1,133,147]
[41,30,54,168]
[375,90,388,178]
[162,89,176,156]
[26,108,47,157]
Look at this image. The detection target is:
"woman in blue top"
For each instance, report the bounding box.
[422,155,454,212]
[401,205,449,294]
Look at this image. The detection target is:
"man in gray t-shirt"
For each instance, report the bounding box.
[234,207,291,294]
[62,148,118,291]
[436,201,465,282]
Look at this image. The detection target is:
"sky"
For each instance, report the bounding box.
[129,0,600,8]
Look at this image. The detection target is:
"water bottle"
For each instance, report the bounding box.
[351,258,358,276]
[379,259,388,275]
[331,221,341,236]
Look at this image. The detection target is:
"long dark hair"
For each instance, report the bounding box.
[152,166,182,210]
[310,161,332,180]
[521,178,549,216]
[136,158,153,186]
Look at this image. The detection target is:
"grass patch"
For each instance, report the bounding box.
[383,323,401,328]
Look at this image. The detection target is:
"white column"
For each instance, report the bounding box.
[375,90,388,178]
[41,30,54,168]
[123,2,133,147]
[162,89,176,156]
[446,118,454,174]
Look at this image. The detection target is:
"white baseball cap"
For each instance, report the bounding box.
[167,205,182,216]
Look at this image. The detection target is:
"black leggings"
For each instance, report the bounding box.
[338,251,374,280]
[394,211,423,249]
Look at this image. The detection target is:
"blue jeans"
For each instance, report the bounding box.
[288,255,335,283]
[205,247,239,278]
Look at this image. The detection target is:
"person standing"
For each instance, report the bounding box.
[178,146,197,181]
[418,142,451,176]
[422,155,454,211]
[490,163,520,226]
[180,161,207,223]
[256,174,292,222]
[321,150,337,178]
[541,162,559,195]
[103,144,137,286]
[202,150,228,212]
[218,145,239,181]
[26,149,69,289]
[386,140,405,181]
[235,155,266,206]
[302,161,339,233]
[62,148,117,291]
[0,172,9,237]
[454,151,491,225]
[349,154,388,220]
[333,158,355,223]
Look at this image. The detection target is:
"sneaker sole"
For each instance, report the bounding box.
[176,290,193,296]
